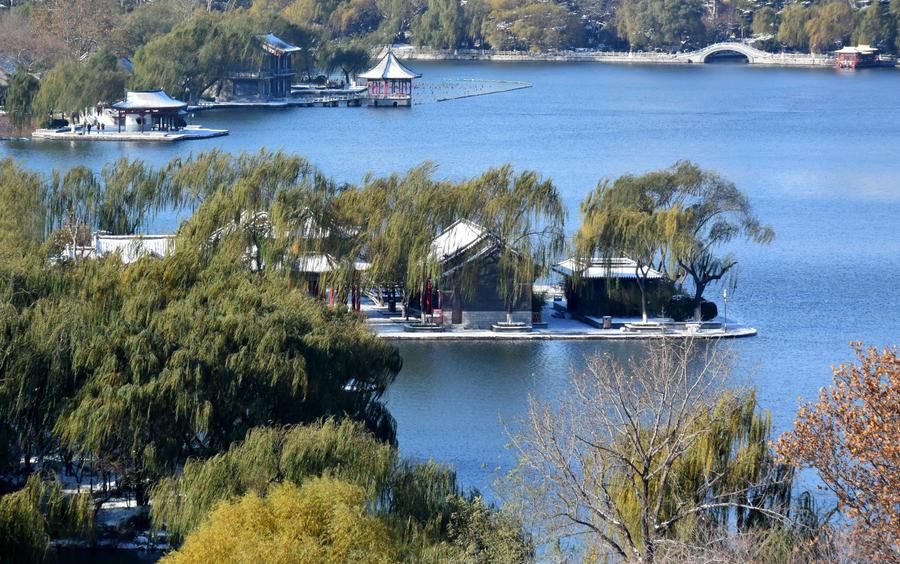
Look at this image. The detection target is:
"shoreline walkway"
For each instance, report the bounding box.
[364,304,757,341]
[384,42,842,68]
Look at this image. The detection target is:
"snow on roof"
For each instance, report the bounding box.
[259,33,301,55]
[358,52,421,80]
[430,219,492,262]
[95,234,174,264]
[553,257,664,280]
[293,253,369,273]
[112,90,187,110]
[294,252,336,273]
[836,45,878,54]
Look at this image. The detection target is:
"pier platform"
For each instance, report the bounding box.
[364,304,756,341]
[32,126,228,142]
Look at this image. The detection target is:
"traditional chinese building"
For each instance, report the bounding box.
[111,90,188,133]
[62,232,175,264]
[553,256,667,318]
[835,45,879,69]
[425,219,532,328]
[225,34,301,101]
[359,51,421,107]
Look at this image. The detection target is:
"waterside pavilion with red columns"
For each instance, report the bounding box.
[359,51,422,107]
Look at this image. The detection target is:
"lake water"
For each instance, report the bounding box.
[3,61,899,496]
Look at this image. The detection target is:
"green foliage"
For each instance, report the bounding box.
[576,161,772,321]
[752,6,779,37]
[110,0,198,56]
[161,478,399,563]
[778,4,811,51]
[358,163,564,315]
[609,390,791,543]
[0,475,94,563]
[153,420,530,562]
[317,45,372,82]
[328,0,384,36]
[483,2,586,51]
[0,158,48,260]
[3,70,40,133]
[445,495,533,563]
[576,166,690,322]
[616,0,707,51]
[413,0,465,49]
[131,10,315,102]
[98,158,168,235]
[32,48,128,125]
[0,150,402,511]
[388,460,460,533]
[509,341,811,561]
[151,419,397,539]
[805,0,854,53]
[853,2,897,51]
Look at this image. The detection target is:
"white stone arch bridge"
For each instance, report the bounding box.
[677,42,773,64]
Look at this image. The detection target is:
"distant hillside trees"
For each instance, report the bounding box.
[413,0,465,49]
[751,6,778,37]
[483,2,586,51]
[853,1,898,52]
[805,1,854,53]
[615,0,707,51]
[777,4,812,51]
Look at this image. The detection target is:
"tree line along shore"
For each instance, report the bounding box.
[2,0,900,135]
[0,149,897,562]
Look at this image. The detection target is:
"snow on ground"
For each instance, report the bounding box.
[363,302,756,340]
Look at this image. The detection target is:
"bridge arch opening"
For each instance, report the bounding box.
[703,49,750,64]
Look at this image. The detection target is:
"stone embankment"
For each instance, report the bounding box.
[385,42,836,67]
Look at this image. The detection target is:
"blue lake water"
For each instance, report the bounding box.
[3,61,899,496]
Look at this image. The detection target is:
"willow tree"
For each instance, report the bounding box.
[317,45,372,84]
[150,419,398,539]
[508,340,807,563]
[625,161,773,321]
[356,164,564,324]
[98,158,168,235]
[169,149,363,296]
[131,11,315,102]
[151,419,530,561]
[355,164,459,319]
[46,165,101,256]
[31,48,128,129]
[3,70,40,133]
[53,246,401,505]
[576,169,689,324]
[162,478,400,563]
[461,165,566,324]
[0,152,403,507]
[0,475,94,563]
